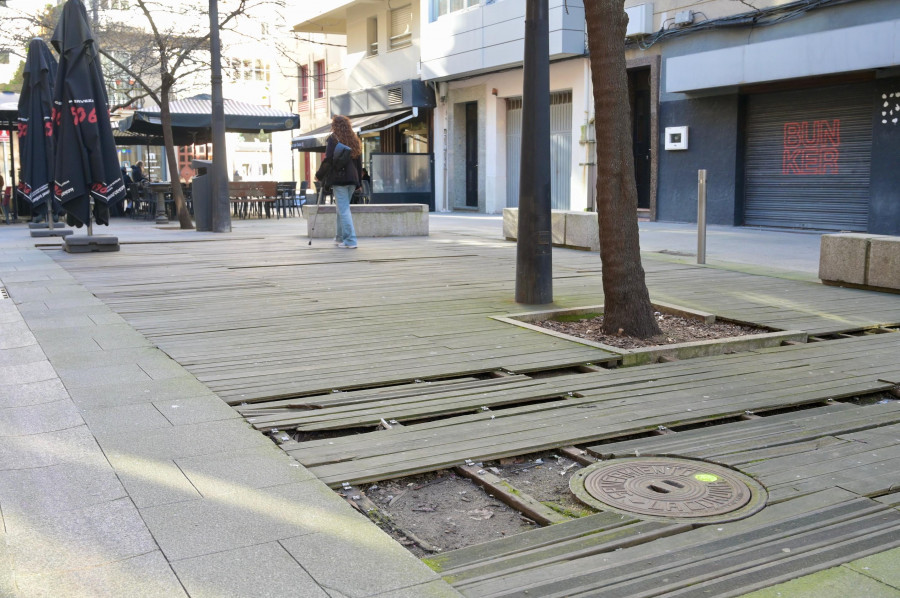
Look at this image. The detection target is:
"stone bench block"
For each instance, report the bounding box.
[564,212,600,251]
[503,208,600,251]
[818,233,873,285]
[303,204,428,238]
[867,236,900,290]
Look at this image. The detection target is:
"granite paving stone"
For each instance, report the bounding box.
[846,547,900,589]
[172,542,329,598]
[139,480,363,562]
[6,498,161,573]
[280,521,444,598]
[0,399,84,437]
[13,550,187,598]
[27,315,101,330]
[95,418,272,461]
[0,344,47,367]
[0,462,126,522]
[137,354,197,381]
[103,453,201,508]
[80,402,173,435]
[56,362,153,389]
[368,581,464,598]
[175,446,316,496]
[67,376,217,409]
[0,360,57,386]
[0,378,70,409]
[0,426,107,471]
[0,321,37,350]
[738,566,900,598]
[47,346,167,370]
[152,395,241,426]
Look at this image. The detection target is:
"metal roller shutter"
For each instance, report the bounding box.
[744,83,873,231]
[506,91,572,210]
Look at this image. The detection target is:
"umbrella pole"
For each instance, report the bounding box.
[45,195,52,228]
[88,196,93,236]
[9,123,17,223]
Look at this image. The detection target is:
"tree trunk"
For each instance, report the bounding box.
[159,82,194,229]
[585,1,660,338]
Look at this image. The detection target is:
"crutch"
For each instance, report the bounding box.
[307,184,326,246]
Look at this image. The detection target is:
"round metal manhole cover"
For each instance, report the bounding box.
[570,457,767,523]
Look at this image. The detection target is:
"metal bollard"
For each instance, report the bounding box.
[697,169,707,265]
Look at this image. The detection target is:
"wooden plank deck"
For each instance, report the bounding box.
[48,228,900,597]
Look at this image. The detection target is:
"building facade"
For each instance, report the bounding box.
[626,0,900,234]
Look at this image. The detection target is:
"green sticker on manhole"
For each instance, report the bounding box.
[694,473,719,483]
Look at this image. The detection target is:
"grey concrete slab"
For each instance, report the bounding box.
[27,315,100,330]
[0,426,106,471]
[739,566,900,598]
[67,376,216,409]
[0,378,70,409]
[846,547,900,589]
[369,581,463,598]
[13,550,187,598]
[0,320,36,350]
[137,354,195,381]
[7,498,160,573]
[88,311,130,326]
[0,533,13,598]
[92,327,154,350]
[0,399,83,437]
[96,419,272,461]
[56,362,152,389]
[280,522,442,598]
[37,336,104,360]
[153,395,240,426]
[0,360,56,386]
[0,462,126,523]
[173,542,328,598]
[80,402,172,435]
[139,480,360,562]
[47,346,162,370]
[175,446,316,497]
[0,344,46,367]
[104,454,201,508]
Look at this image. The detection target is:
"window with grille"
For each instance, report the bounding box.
[390,5,412,50]
[314,60,326,98]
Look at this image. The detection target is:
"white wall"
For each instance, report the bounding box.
[421,0,585,81]
[344,3,421,90]
[432,58,592,213]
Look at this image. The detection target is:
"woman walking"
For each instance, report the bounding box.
[316,115,362,249]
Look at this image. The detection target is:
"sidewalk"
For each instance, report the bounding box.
[0,214,895,597]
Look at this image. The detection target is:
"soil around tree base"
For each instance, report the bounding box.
[534,312,765,350]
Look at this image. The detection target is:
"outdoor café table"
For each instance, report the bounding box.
[148,182,171,224]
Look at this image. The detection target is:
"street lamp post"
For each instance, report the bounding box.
[515,0,552,304]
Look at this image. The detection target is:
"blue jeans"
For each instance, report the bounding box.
[333,184,357,247]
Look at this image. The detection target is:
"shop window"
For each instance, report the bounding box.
[390,4,412,50]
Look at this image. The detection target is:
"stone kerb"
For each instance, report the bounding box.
[503,208,599,251]
[303,204,429,238]
[819,233,900,292]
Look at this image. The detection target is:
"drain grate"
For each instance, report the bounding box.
[0,287,8,300]
[570,457,766,523]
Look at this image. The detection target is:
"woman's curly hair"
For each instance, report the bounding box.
[331,115,362,158]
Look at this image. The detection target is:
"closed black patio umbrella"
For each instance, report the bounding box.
[17,38,59,224]
[51,0,126,229]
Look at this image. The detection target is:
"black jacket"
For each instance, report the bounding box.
[316,135,362,187]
